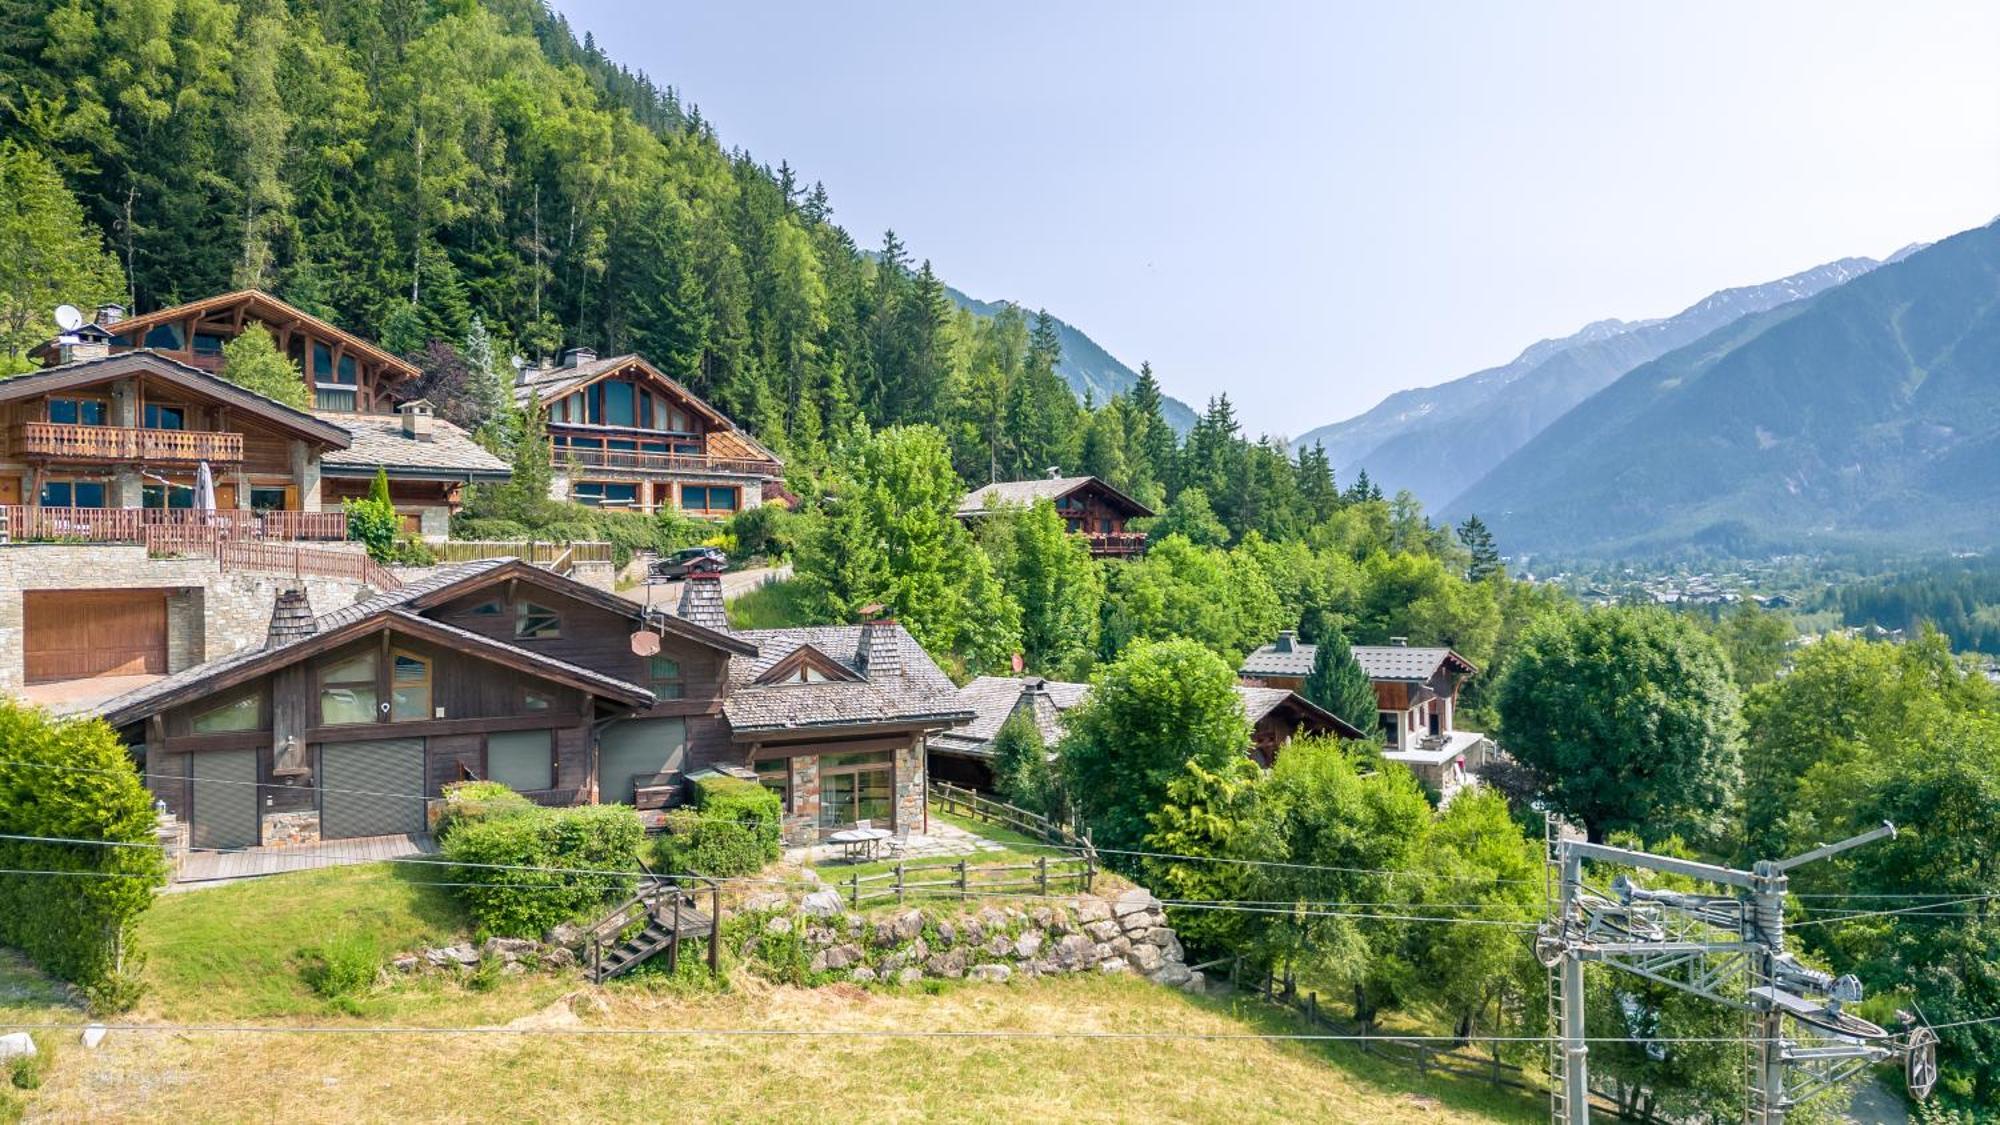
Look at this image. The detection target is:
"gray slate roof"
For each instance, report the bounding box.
[720,624,972,734]
[1235,685,1301,725]
[316,412,511,480]
[512,354,633,402]
[1239,635,1474,682]
[930,676,1335,756]
[957,475,1151,518]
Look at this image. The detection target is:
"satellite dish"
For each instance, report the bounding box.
[629,630,661,657]
[53,304,83,331]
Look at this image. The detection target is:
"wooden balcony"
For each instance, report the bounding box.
[1084,531,1149,557]
[558,445,779,478]
[12,422,244,464]
[0,506,348,544]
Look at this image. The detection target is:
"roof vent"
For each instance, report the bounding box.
[94,303,126,326]
[266,589,318,648]
[1045,465,1062,479]
[1273,630,1297,653]
[674,571,729,632]
[1389,636,1409,647]
[561,346,597,369]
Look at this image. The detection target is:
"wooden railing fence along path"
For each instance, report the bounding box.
[839,852,1095,909]
[433,540,614,574]
[928,780,1097,861]
[146,526,403,591]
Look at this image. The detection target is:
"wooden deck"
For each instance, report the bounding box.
[167,833,437,891]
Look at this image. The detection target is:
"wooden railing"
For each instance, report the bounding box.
[0,506,346,544]
[929,781,1097,862]
[433,540,616,572]
[146,527,402,590]
[12,422,244,464]
[558,445,779,478]
[1083,531,1148,556]
[838,853,1095,908]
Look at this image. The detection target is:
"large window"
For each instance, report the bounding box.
[572,481,638,508]
[47,398,107,426]
[601,380,636,427]
[142,483,194,510]
[143,323,184,349]
[38,480,106,508]
[249,487,291,512]
[515,602,561,640]
[487,729,553,793]
[318,653,379,726]
[755,758,791,811]
[191,689,261,734]
[143,404,185,430]
[390,651,432,721]
[818,750,894,829]
[680,485,738,513]
[315,387,357,411]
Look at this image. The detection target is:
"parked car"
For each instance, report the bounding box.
[651,546,727,580]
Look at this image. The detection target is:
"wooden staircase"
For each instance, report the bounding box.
[586,874,721,983]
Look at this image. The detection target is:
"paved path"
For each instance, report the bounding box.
[167,833,437,892]
[635,562,792,613]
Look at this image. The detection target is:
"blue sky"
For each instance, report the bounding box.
[554,1,2000,437]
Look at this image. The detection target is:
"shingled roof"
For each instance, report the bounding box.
[316,411,511,482]
[929,676,1362,757]
[956,474,1153,519]
[1239,632,1477,682]
[718,624,972,736]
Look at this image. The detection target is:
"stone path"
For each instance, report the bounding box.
[784,819,1010,867]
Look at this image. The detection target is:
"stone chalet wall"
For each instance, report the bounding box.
[0,544,378,695]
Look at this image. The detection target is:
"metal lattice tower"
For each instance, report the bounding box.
[1538,819,1934,1125]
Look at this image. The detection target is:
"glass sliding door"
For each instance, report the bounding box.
[816,750,896,829]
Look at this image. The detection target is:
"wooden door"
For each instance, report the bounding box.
[23,590,169,683]
[214,484,237,510]
[0,476,20,505]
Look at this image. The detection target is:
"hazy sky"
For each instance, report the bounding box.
[554,1,2000,437]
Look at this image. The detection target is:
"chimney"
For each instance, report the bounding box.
[56,322,113,364]
[399,399,436,442]
[1389,636,1409,647]
[675,571,729,632]
[94,303,125,327]
[266,589,318,648]
[1045,465,1062,479]
[561,346,597,369]
[856,606,901,679]
[1273,630,1296,653]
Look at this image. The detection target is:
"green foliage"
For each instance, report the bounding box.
[1709,600,1794,690]
[439,803,644,938]
[652,774,781,878]
[1499,606,1741,846]
[0,701,166,1005]
[1301,630,1378,736]
[1101,535,1285,665]
[0,141,123,375]
[725,503,796,561]
[298,931,381,1006]
[1455,515,1501,582]
[1062,638,1250,854]
[1150,486,1228,547]
[434,780,535,838]
[217,321,309,408]
[990,708,1061,819]
[986,500,1104,679]
[724,579,827,630]
[794,425,1021,673]
[341,492,402,564]
[8,1047,43,1092]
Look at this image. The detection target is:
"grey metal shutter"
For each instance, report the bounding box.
[487,729,554,793]
[321,739,427,839]
[190,750,259,850]
[598,718,687,804]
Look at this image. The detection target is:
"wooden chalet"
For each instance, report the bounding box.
[956,474,1153,557]
[515,350,785,517]
[926,674,1359,790]
[98,563,971,849]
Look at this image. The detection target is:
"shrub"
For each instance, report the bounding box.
[652,774,782,877]
[441,803,644,937]
[8,1051,41,1092]
[0,702,166,1007]
[299,932,381,1003]
[726,504,795,561]
[434,780,535,839]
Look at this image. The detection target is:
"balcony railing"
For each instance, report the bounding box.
[557,445,779,478]
[1084,531,1149,556]
[12,422,245,464]
[0,506,348,544]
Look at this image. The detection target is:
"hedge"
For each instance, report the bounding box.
[0,701,166,1008]
[440,803,643,938]
[434,780,535,839]
[651,773,781,878]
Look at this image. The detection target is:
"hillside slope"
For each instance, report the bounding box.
[1297,257,1889,507]
[1447,220,2000,558]
[946,284,1198,434]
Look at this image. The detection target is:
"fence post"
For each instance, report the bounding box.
[895,862,905,903]
[709,881,721,976]
[957,859,968,901]
[1083,852,1095,893]
[1037,855,1048,897]
[1307,991,1318,1027]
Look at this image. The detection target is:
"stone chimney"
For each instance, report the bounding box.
[266,589,318,648]
[94,303,125,326]
[856,606,901,679]
[1045,465,1062,479]
[1273,630,1297,653]
[675,571,729,632]
[399,399,436,442]
[561,346,597,369]
[1389,636,1409,647]
[56,322,113,364]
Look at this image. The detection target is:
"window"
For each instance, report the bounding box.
[515,602,561,640]
[192,333,226,357]
[818,750,894,829]
[680,485,738,513]
[319,652,379,725]
[648,656,684,700]
[487,729,553,793]
[47,398,107,426]
[142,483,194,510]
[601,380,636,427]
[249,487,290,512]
[572,481,638,508]
[143,404,185,430]
[566,437,604,451]
[467,601,503,617]
[38,480,106,508]
[143,323,184,349]
[336,355,357,384]
[314,387,357,411]
[671,442,701,455]
[390,651,432,721]
[607,439,637,451]
[755,758,791,810]
[191,690,261,733]
[665,406,692,433]
[774,664,834,684]
[311,342,333,380]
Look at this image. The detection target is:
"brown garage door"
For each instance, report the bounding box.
[23,590,170,683]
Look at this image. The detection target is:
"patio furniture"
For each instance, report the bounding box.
[883,827,911,858]
[827,825,893,863]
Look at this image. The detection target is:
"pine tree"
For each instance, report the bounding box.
[1457,514,1502,582]
[1302,630,1378,738]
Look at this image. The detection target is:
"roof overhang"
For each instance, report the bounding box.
[0,351,351,449]
[728,710,978,742]
[88,289,419,380]
[399,559,757,658]
[319,463,513,484]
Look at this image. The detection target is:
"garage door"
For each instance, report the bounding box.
[189,750,259,850]
[320,739,427,839]
[599,718,687,804]
[23,589,169,683]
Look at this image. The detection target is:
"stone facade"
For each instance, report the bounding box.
[895,739,926,834]
[768,739,927,847]
[260,810,321,848]
[781,755,821,844]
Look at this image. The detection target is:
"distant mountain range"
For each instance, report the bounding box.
[1447,220,2000,559]
[1295,254,1908,510]
[942,284,1197,434]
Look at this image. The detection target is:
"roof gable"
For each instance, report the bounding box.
[399,558,756,657]
[753,643,864,686]
[518,354,726,426]
[957,475,1154,519]
[92,290,418,379]
[0,351,351,448]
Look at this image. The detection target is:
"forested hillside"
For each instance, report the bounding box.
[0,0,1179,482]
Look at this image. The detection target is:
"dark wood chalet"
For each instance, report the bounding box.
[98,562,970,849]
[956,475,1153,557]
[516,350,785,517]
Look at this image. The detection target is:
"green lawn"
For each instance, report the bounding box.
[725,578,823,629]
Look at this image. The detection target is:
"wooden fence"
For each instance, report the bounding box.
[146,527,403,590]
[433,540,615,574]
[837,853,1095,908]
[0,505,347,544]
[928,780,1097,861]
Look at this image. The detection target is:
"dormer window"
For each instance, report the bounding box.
[754,645,859,686]
[515,602,561,640]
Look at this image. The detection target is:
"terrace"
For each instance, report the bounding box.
[0,505,349,544]
[11,421,245,464]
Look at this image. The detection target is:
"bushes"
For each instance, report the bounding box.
[440,803,643,938]
[434,780,534,838]
[344,468,435,565]
[726,504,795,561]
[0,701,166,1009]
[299,932,381,1008]
[652,773,781,877]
